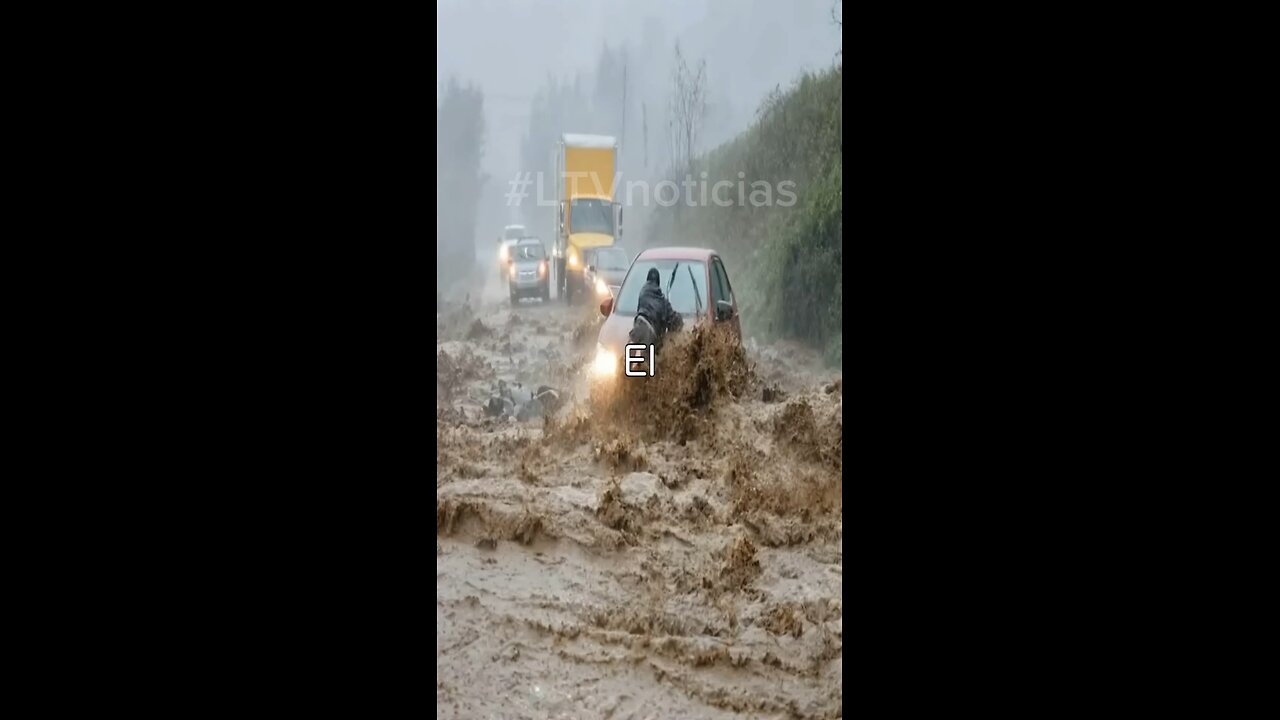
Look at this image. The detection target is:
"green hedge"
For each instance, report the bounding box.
[649,64,842,364]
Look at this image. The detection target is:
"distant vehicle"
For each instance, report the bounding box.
[553,134,622,304]
[507,237,551,305]
[583,246,631,300]
[591,247,741,379]
[497,224,527,280]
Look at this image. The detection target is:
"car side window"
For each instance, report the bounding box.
[713,259,733,306]
[710,258,726,302]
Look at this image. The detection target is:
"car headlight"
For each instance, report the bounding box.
[591,344,617,378]
[509,265,517,280]
[499,245,509,261]
[595,277,609,296]
[568,249,579,268]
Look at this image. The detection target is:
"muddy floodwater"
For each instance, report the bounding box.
[437,274,842,719]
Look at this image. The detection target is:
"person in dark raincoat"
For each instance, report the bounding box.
[629,267,683,350]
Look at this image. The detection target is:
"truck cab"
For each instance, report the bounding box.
[562,195,617,293]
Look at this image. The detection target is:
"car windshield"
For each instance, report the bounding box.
[593,247,629,271]
[615,260,707,318]
[569,199,614,235]
[503,226,526,240]
[514,243,544,260]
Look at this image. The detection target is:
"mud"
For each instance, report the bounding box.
[586,323,757,448]
[437,272,842,719]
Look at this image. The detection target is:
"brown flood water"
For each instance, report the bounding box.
[437,273,842,719]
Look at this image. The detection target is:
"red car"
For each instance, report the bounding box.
[591,247,741,379]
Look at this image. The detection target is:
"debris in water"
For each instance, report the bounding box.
[466,318,492,339]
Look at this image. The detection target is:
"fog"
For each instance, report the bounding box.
[436,0,841,284]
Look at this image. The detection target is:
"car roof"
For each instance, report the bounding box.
[636,246,718,261]
[516,237,542,244]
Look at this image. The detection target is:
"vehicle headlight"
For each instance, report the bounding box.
[509,265,517,279]
[568,249,579,268]
[591,344,616,378]
[595,277,609,296]
[499,245,509,261]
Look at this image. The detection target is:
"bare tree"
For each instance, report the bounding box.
[666,41,708,175]
[832,0,842,62]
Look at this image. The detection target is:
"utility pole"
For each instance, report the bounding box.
[642,102,648,171]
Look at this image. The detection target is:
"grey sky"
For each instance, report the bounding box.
[436,0,841,180]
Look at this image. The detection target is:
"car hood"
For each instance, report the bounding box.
[598,313,633,356]
[598,310,704,355]
[595,269,627,286]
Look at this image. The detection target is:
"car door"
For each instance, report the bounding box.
[710,256,741,338]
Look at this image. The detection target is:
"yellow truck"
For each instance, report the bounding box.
[554,134,621,304]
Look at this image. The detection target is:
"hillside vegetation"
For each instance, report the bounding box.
[649,64,842,364]
[436,78,486,290]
